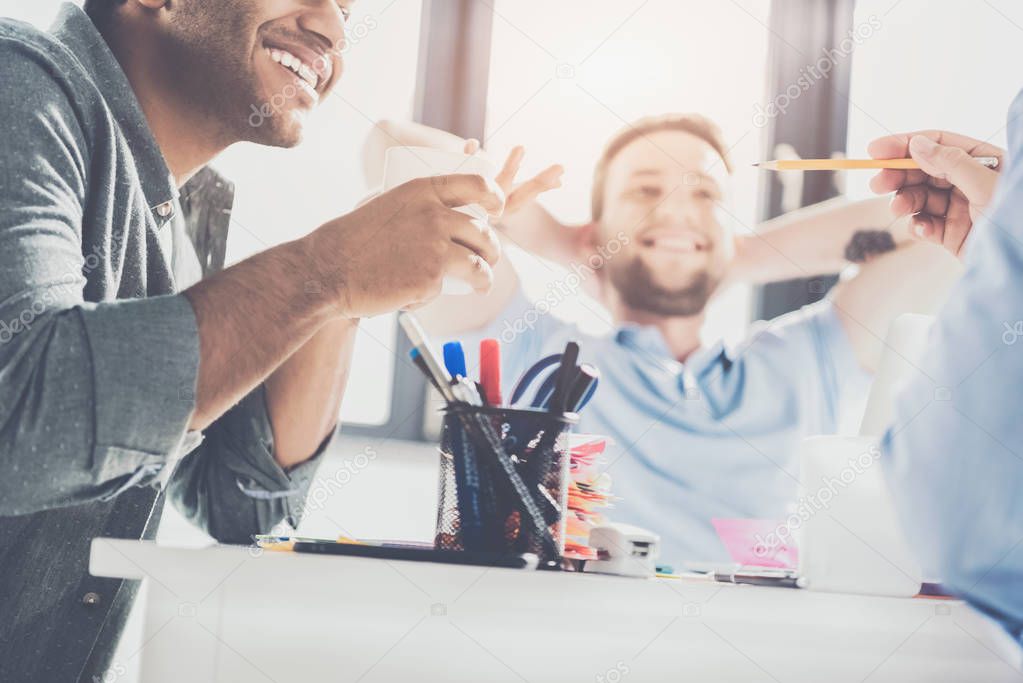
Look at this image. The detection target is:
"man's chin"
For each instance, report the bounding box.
[609,259,718,318]
[244,110,307,148]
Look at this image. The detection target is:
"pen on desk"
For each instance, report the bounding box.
[479,338,503,406]
[713,570,801,589]
[754,156,1000,172]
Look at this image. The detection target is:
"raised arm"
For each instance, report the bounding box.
[725,195,912,287]
[363,120,566,335]
[184,173,504,430]
[829,240,962,373]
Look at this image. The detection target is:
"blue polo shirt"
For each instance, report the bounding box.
[464,292,870,563]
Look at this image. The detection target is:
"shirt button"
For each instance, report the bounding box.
[156,202,174,218]
[82,592,101,607]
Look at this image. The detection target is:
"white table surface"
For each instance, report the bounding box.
[90,538,1023,683]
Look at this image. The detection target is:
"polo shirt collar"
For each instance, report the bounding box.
[50,3,178,216]
[615,322,730,378]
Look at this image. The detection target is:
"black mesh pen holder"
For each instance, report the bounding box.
[435,404,577,565]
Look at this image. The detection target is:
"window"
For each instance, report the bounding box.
[845,0,1023,199]
[483,0,772,346]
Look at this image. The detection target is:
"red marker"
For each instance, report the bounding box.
[479,338,503,406]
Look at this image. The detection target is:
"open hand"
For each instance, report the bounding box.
[463,139,563,217]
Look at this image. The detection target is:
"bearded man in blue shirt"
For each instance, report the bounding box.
[367,115,964,563]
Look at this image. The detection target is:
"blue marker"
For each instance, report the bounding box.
[443,341,468,379]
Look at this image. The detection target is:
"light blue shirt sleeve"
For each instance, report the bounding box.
[882,90,1023,645]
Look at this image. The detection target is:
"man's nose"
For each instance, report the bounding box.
[656,196,699,229]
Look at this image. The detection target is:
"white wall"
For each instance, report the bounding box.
[845,0,1023,199]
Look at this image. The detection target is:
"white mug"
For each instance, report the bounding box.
[796,434,922,597]
[382,146,498,296]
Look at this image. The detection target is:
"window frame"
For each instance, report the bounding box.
[755,0,858,319]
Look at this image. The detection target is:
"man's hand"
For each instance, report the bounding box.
[463,140,590,269]
[485,142,564,216]
[310,173,505,317]
[868,130,1004,259]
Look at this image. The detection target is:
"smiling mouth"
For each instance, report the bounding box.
[639,233,709,254]
[263,45,329,103]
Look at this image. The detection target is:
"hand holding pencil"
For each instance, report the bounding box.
[867,130,1005,259]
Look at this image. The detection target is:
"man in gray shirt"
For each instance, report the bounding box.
[0,1,509,679]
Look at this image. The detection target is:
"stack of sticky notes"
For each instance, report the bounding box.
[564,434,616,560]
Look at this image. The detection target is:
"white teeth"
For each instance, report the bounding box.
[298,63,319,89]
[267,47,320,90]
[645,234,702,252]
[660,238,695,251]
[295,77,319,102]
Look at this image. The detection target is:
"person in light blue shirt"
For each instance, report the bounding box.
[870,97,1023,645]
[371,114,962,563]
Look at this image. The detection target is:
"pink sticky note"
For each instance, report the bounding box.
[711,518,798,569]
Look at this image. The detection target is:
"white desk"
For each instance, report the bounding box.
[90,539,1022,682]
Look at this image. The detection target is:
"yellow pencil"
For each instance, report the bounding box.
[754,157,1000,171]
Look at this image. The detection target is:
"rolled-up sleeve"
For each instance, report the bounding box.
[0,52,201,514]
[167,384,327,544]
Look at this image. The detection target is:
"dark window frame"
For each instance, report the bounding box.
[755,0,858,320]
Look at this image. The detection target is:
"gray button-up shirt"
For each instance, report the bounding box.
[0,5,325,680]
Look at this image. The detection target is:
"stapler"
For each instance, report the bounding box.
[582,522,660,577]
